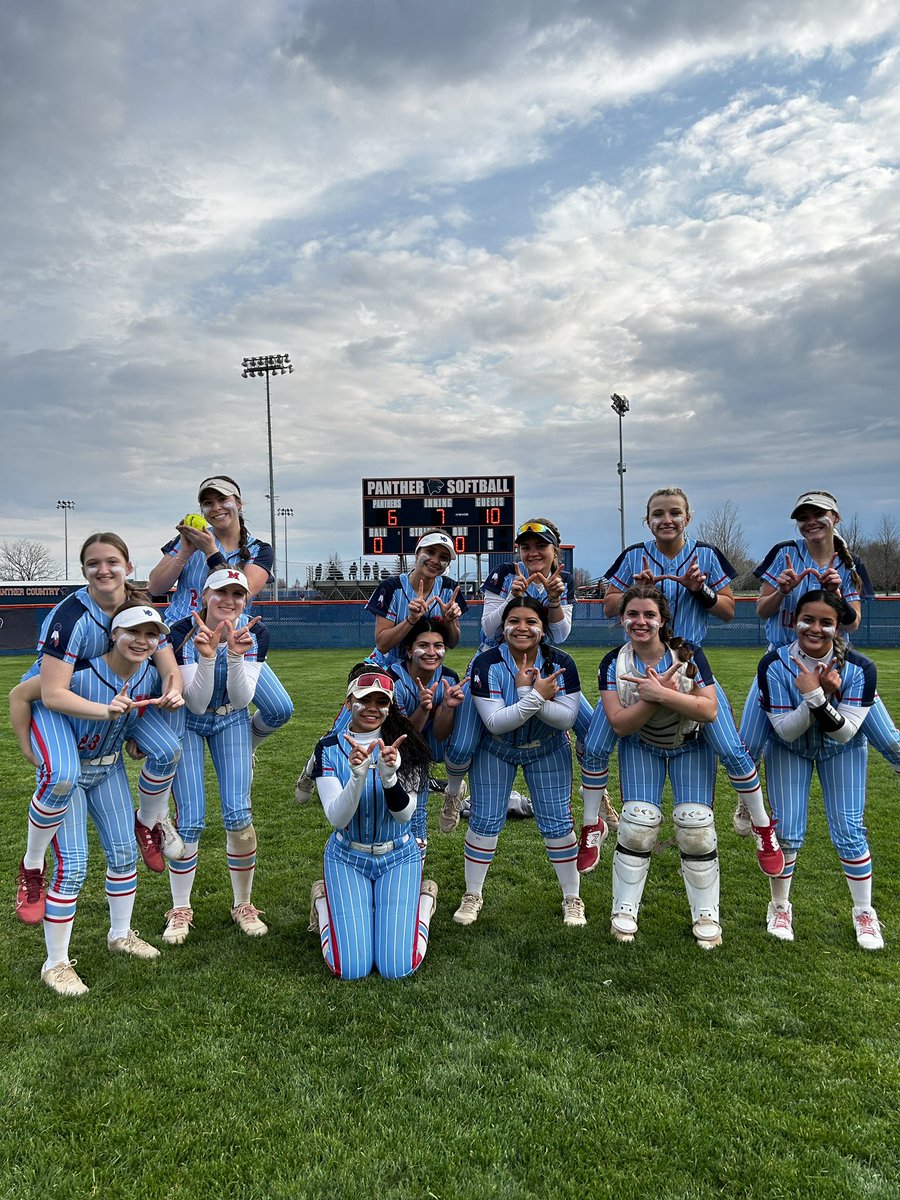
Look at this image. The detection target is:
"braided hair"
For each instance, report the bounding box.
[618,584,698,678]
[795,589,848,672]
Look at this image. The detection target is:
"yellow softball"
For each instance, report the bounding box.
[182,513,209,530]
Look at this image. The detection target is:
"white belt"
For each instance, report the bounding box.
[336,831,409,856]
[85,752,120,767]
[208,704,235,716]
[495,735,543,749]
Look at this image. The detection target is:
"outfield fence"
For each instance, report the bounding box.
[3,596,900,656]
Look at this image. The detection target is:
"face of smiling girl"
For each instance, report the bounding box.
[112,622,161,664]
[646,494,689,550]
[516,536,555,576]
[409,632,445,671]
[349,693,392,732]
[503,606,545,653]
[204,583,248,622]
[81,541,132,600]
[199,490,241,530]
[794,505,838,548]
[794,599,838,659]
[622,598,663,645]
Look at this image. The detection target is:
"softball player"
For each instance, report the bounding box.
[147,474,293,755]
[599,586,722,948]
[601,487,783,877]
[389,618,465,853]
[308,672,437,980]
[364,530,467,669]
[10,603,184,996]
[163,569,268,943]
[452,596,586,929]
[741,490,900,801]
[756,589,882,949]
[16,533,184,926]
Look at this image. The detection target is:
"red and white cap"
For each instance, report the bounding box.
[205,568,250,592]
[347,672,395,701]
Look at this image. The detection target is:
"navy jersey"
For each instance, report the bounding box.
[754,540,872,648]
[365,573,469,667]
[470,642,580,750]
[605,539,736,644]
[159,533,274,623]
[757,645,877,760]
[28,587,111,677]
[313,732,411,844]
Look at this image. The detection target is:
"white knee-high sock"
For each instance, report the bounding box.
[168,842,199,908]
[770,850,798,904]
[463,832,498,894]
[106,869,138,940]
[43,889,77,969]
[545,833,580,896]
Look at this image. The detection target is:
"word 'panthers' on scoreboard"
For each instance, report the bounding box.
[361,477,516,556]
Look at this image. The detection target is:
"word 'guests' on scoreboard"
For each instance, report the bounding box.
[362,476,516,557]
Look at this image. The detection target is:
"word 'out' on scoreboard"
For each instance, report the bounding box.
[362,477,516,556]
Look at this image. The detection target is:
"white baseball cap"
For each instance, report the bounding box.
[111,606,170,636]
[791,491,841,519]
[198,477,242,500]
[415,531,456,560]
[205,568,250,592]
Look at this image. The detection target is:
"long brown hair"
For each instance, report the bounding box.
[618,584,698,678]
[79,533,148,602]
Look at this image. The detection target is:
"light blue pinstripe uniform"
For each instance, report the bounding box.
[468,643,580,839]
[480,561,576,650]
[24,589,182,838]
[757,645,877,874]
[598,645,717,809]
[313,735,424,980]
[742,542,900,769]
[390,662,460,843]
[46,658,165,908]
[160,532,293,734]
[169,614,261,843]
[364,573,469,669]
[603,538,762,802]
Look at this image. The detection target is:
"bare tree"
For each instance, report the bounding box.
[695,501,755,588]
[574,566,594,589]
[862,514,900,593]
[326,552,345,581]
[840,511,865,557]
[0,539,61,580]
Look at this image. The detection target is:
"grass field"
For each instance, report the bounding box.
[2,647,899,1200]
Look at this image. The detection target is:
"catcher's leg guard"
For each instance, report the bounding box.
[611,802,661,941]
[673,803,721,948]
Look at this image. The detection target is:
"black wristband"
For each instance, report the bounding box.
[384,781,409,813]
[839,599,856,625]
[206,552,227,570]
[809,697,845,733]
[695,584,717,610]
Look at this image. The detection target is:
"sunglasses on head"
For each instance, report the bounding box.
[515,522,559,546]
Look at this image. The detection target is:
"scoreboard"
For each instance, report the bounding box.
[362,476,516,557]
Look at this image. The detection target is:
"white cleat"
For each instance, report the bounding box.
[766,901,794,942]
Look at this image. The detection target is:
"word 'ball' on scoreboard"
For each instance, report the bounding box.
[362,477,516,556]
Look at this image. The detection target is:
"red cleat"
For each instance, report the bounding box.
[752,821,785,877]
[134,814,165,873]
[576,821,608,874]
[16,859,47,924]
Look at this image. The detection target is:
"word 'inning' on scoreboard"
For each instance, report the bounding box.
[362,477,516,556]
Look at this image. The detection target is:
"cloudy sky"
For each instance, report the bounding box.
[2,0,899,584]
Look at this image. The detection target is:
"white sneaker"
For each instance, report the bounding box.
[162,906,194,946]
[231,901,268,937]
[562,895,587,927]
[295,771,316,805]
[733,801,752,837]
[852,906,885,951]
[420,879,438,916]
[453,891,483,926]
[611,908,638,942]
[766,901,794,942]
[692,913,723,950]
[41,959,89,996]
[108,930,161,959]
[156,816,186,861]
[308,880,326,933]
[440,779,467,833]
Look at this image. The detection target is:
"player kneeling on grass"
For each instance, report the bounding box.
[452,596,587,930]
[755,589,883,950]
[308,672,436,980]
[9,603,184,997]
[163,569,270,944]
[598,586,721,949]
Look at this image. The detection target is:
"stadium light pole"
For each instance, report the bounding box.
[241,353,293,602]
[56,499,75,578]
[277,507,293,591]
[610,393,629,551]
